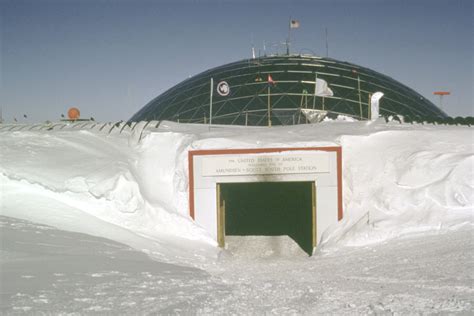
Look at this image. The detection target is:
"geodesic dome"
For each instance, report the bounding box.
[130,55,446,126]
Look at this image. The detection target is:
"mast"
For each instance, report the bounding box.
[325,27,329,57]
[286,16,291,55]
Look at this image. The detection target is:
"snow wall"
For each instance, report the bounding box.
[1,120,472,264]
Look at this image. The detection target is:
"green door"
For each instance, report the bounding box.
[218,181,316,256]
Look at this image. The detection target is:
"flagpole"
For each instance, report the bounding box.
[267,85,272,127]
[287,16,291,55]
[209,77,214,127]
[312,73,317,109]
[357,75,362,118]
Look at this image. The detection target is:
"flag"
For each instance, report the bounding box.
[290,20,300,29]
[267,74,275,86]
[370,92,384,121]
[314,78,333,97]
[216,81,230,96]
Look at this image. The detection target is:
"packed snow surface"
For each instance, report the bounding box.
[1,119,473,314]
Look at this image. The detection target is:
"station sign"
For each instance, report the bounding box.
[201,152,329,176]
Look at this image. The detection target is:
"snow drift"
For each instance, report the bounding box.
[1,120,472,264]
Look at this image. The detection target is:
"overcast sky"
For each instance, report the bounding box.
[1,0,472,123]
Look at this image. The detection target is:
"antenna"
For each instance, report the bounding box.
[263,40,266,56]
[325,27,329,57]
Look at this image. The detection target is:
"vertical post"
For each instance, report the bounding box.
[304,93,308,124]
[312,73,318,109]
[368,93,372,120]
[222,198,226,243]
[209,78,214,127]
[312,181,317,249]
[357,75,362,119]
[287,16,291,55]
[433,91,450,112]
[245,111,248,126]
[325,27,329,57]
[216,184,225,248]
[267,85,272,127]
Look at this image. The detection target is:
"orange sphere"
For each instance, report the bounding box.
[68,107,80,120]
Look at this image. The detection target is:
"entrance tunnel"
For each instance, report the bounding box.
[219,181,315,255]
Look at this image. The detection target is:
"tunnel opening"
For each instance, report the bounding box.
[217,181,315,256]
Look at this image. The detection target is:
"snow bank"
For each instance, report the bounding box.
[1,120,472,262]
[0,129,216,265]
[322,128,473,249]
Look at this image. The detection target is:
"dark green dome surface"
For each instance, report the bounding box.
[130,55,446,125]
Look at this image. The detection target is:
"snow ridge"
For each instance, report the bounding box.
[1,121,473,259]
